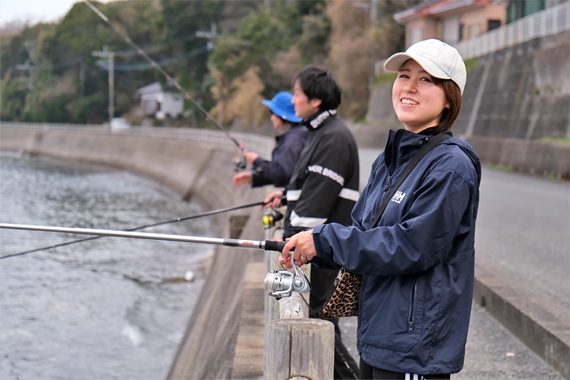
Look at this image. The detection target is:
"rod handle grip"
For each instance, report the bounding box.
[264,240,294,252]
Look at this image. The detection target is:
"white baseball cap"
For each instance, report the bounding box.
[384,39,467,94]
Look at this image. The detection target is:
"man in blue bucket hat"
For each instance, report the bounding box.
[233,91,308,188]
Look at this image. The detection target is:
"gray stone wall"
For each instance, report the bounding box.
[456,31,570,140]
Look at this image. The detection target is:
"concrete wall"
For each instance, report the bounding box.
[0,125,271,210]
[455,31,570,140]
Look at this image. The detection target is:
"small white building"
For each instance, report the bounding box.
[135,82,184,120]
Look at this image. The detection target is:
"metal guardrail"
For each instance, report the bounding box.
[455,1,570,60]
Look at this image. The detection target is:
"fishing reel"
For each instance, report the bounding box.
[232,155,247,172]
[264,252,311,300]
[262,209,284,229]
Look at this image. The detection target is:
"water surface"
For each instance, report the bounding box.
[0,152,214,379]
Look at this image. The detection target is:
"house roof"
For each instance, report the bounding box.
[394,0,492,22]
[136,82,162,96]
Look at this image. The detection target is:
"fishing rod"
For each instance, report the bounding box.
[83,0,247,170]
[0,200,272,259]
[0,223,310,298]
[0,223,286,252]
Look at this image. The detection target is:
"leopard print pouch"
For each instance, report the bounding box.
[319,268,362,319]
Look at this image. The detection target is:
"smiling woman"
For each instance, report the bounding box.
[279,40,482,380]
[0,153,212,380]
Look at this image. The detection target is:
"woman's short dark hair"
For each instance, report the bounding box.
[432,77,462,132]
[293,66,342,111]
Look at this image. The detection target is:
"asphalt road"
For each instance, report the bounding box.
[343,149,570,379]
[474,168,570,325]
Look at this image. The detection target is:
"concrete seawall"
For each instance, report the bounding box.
[0,124,273,379]
[0,124,272,209]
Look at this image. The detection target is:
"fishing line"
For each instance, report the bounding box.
[83,0,247,169]
[0,200,268,260]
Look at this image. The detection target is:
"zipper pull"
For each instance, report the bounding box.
[383,176,392,191]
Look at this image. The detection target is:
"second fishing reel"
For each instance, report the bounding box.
[262,209,284,229]
[264,252,311,300]
[232,155,247,172]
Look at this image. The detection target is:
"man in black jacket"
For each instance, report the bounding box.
[264,66,360,379]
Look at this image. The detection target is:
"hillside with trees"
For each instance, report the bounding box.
[0,0,418,129]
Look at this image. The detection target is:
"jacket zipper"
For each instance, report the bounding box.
[383,176,392,192]
[408,281,417,333]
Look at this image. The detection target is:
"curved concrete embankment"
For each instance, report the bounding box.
[0,124,272,208]
[0,124,273,379]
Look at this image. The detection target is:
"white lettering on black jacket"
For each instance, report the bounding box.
[283,110,360,238]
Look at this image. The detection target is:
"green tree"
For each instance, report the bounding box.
[159,0,226,112]
[1,1,165,123]
[1,0,413,125]
[208,0,332,126]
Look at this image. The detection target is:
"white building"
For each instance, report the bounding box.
[135,82,184,120]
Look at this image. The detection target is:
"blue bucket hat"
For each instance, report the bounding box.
[261,91,302,123]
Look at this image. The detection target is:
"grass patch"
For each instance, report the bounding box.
[538,136,570,144]
[464,58,478,74]
[486,163,513,172]
[374,72,397,86]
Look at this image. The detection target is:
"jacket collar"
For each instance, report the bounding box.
[304,109,337,130]
[384,128,452,174]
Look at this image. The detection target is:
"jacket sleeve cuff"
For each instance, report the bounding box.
[311,225,340,269]
[312,224,332,259]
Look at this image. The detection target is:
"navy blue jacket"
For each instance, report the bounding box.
[312,128,481,374]
[251,123,308,188]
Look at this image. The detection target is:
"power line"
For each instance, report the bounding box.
[95,45,208,71]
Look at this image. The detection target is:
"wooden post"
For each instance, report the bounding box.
[279,293,306,319]
[265,318,334,380]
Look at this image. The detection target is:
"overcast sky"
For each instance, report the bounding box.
[0,0,113,26]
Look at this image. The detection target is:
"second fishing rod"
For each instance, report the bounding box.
[0,200,283,260]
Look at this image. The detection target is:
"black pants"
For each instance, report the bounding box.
[309,265,359,380]
[359,358,451,380]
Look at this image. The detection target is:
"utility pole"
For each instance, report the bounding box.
[353,0,381,86]
[78,57,85,96]
[92,45,115,124]
[196,22,222,52]
[370,0,379,27]
[370,0,380,85]
[15,60,34,90]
